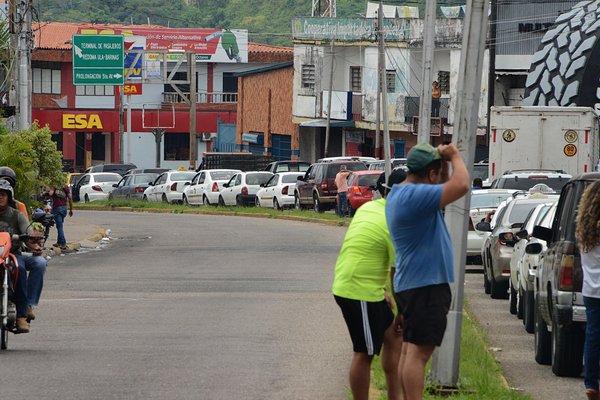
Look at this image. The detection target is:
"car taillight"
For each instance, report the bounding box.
[170,183,177,191]
[559,254,574,290]
[212,182,219,192]
[241,186,248,195]
[282,186,289,195]
[353,186,361,195]
[321,183,328,190]
[134,187,144,193]
[91,185,102,192]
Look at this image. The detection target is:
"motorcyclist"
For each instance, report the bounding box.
[0,179,47,333]
[0,166,29,219]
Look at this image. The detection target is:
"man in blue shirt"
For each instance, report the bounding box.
[385,143,469,400]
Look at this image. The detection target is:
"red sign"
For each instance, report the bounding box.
[123,83,143,95]
[33,110,119,132]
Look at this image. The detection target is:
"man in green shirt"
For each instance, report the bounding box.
[332,168,407,400]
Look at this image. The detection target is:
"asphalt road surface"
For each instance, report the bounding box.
[1,211,349,400]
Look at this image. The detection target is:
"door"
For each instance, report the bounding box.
[271,134,292,161]
[263,174,278,206]
[190,172,205,204]
[394,140,406,158]
[298,165,316,202]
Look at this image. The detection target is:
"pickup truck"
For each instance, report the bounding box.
[532,173,600,376]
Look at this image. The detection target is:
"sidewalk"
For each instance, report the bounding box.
[44,213,106,256]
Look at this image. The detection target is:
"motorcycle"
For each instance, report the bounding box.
[0,210,54,350]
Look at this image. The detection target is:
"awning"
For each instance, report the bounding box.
[298,119,355,128]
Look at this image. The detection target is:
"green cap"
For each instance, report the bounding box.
[407,143,441,172]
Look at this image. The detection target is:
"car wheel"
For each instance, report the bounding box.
[524,289,535,334]
[236,196,244,207]
[517,286,524,319]
[483,252,491,294]
[255,197,261,207]
[295,194,303,210]
[183,195,189,206]
[203,195,210,206]
[551,318,584,377]
[534,294,552,365]
[108,193,113,201]
[162,194,168,203]
[313,194,324,213]
[143,195,148,202]
[509,280,517,315]
[218,196,225,207]
[490,275,508,300]
[273,198,281,211]
[84,194,90,203]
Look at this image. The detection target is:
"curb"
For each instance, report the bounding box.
[45,224,107,257]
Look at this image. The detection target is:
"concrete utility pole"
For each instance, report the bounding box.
[323,3,334,158]
[430,0,489,388]
[417,0,437,144]
[12,0,32,131]
[189,52,197,169]
[375,1,383,160]
[486,0,498,145]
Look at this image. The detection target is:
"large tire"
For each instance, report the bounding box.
[313,194,324,213]
[490,275,508,300]
[143,195,148,202]
[295,194,303,210]
[534,294,552,365]
[509,279,517,315]
[202,195,210,206]
[524,3,600,107]
[483,255,491,294]
[517,286,524,320]
[183,195,189,206]
[273,198,281,211]
[524,290,535,334]
[218,196,225,207]
[551,319,584,377]
[162,194,168,203]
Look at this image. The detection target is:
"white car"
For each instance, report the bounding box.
[509,202,557,332]
[143,171,196,203]
[181,169,240,206]
[255,172,304,210]
[76,172,122,202]
[467,189,516,263]
[218,171,274,206]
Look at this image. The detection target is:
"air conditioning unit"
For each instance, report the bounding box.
[200,132,216,141]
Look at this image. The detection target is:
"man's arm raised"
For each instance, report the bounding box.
[439,144,470,208]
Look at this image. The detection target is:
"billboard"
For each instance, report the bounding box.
[78,27,248,63]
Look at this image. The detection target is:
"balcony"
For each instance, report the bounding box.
[162,91,238,104]
[404,96,449,123]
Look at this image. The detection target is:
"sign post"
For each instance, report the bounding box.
[72,35,124,85]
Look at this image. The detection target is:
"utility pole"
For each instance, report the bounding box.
[323,4,334,158]
[11,0,32,131]
[417,0,437,144]
[189,52,197,169]
[486,0,498,157]
[375,1,383,160]
[429,0,489,388]
[119,87,124,162]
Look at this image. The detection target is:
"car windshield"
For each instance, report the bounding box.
[133,174,156,184]
[95,174,121,183]
[171,172,196,181]
[275,163,310,173]
[507,202,546,225]
[246,173,273,185]
[325,163,366,178]
[210,171,237,180]
[473,164,489,181]
[282,174,302,183]
[356,174,380,187]
[499,176,568,191]
[470,192,513,209]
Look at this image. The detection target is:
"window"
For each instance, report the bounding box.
[386,70,396,93]
[301,64,316,91]
[164,133,189,161]
[438,71,450,94]
[350,66,361,92]
[32,68,61,94]
[75,85,115,96]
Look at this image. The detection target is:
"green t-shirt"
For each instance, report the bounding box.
[332,198,395,302]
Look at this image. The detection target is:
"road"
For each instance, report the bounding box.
[0,211,348,400]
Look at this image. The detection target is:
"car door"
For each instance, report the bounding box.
[262,174,278,207]
[77,174,91,201]
[224,174,242,205]
[299,165,317,203]
[221,174,236,205]
[112,176,128,198]
[149,174,165,201]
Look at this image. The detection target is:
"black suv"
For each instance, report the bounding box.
[531,173,600,377]
[295,161,367,212]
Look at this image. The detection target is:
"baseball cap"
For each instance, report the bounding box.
[407,143,442,172]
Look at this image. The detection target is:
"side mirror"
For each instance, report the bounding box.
[112,183,118,188]
[532,225,552,242]
[525,242,543,255]
[260,183,267,187]
[475,221,492,232]
[515,229,528,240]
[223,183,229,188]
[148,182,154,186]
[499,232,515,247]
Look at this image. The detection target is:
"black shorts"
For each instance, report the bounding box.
[334,295,394,356]
[395,283,451,347]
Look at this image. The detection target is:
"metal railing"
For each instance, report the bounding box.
[404,96,449,122]
[162,92,238,104]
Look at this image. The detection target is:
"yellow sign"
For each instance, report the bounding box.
[502,129,516,143]
[62,114,104,129]
[564,144,577,157]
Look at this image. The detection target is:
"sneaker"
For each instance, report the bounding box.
[15,317,30,333]
[586,389,600,400]
[26,306,35,322]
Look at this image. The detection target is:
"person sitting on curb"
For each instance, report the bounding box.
[332,168,408,400]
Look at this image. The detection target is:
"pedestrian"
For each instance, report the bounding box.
[332,168,407,400]
[472,177,483,190]
[575,180,600,400]
[0,179,47,332]
[45,181,73,250]
[335,165,352,217]
[431,81,441,118]
[385,143,469,400]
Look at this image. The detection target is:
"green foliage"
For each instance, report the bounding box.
[0,123,65,208]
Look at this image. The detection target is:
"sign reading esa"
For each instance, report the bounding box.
[62,114,104,129]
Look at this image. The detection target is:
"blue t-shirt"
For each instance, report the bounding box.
[385,183,454,293]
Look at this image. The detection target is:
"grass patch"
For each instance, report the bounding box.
[370,305,532,400]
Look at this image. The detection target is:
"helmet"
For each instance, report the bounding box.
[0,167,16,187]
[0,178,14,199]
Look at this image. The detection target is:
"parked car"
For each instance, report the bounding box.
[181,169,241,206]
[317,156,376,163]
[85,163,137,176]
[508,202,556,333]
[344,170,382,215]
[255,172,304,209]
[75,172,122,202]
[218,171,274,206]
[143,171,196,203]
[477,192,559,299]
[531,173,600,377]
[491,169,571,191]
[124,168,169,176]
[264,161,310,174]
[295,161,368,212]
[467,189,516,264]
[367,159,407,171]
[109,173,158,200]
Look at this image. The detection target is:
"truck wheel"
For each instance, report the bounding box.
[313,195,324,213]
[534,294,552,365]
[524,290,535,334]
[551,319,584,377]
[517,286,524,320]
[490,275,508,299]
[524,2,600,107]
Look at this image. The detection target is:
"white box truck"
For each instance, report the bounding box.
[489,106,599,181]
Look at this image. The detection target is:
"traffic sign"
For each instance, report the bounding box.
[72,35,124,85]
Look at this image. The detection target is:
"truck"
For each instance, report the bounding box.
[198,152,274,172]
[489,106,599,182]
